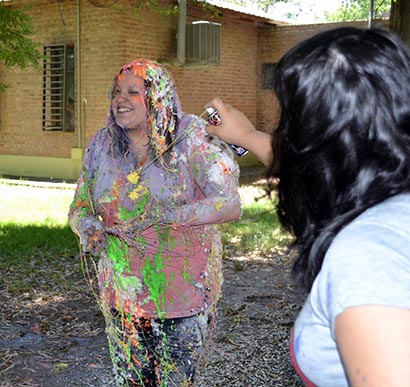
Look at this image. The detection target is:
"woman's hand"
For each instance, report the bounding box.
[105,207,162,239]
[204,97,257,147]
[78,217,107,254]
[204,97,274,167]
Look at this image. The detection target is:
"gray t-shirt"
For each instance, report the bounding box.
[292,194,410,387]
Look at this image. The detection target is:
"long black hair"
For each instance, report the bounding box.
[268,27,410,293]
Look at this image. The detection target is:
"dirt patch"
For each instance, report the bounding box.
[0,253,303,387]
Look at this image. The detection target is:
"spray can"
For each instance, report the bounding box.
[205,107,248,157]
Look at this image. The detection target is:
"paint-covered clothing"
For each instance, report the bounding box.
[292,193,410,386]
[108,311,211,386]
[69,114,241,320]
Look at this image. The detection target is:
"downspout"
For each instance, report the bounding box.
[177,0,186,64]
[76,0,83,148]
[368,0,374,28]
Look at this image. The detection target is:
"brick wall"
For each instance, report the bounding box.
[0,0,262,160]
[1,0,79,158]
[0,0,385,170]
[172,8,259,125]
[256,20,373,133]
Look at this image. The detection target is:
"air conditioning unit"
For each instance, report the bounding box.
[186,21,221,65]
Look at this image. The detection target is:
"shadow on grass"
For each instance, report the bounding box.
[0,223,81,295]
[0,223,79,265]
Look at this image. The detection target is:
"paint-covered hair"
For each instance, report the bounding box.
[108,59,182,166]
[268,27,410,293]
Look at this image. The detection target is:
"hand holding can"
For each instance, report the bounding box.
[205,107,248,157]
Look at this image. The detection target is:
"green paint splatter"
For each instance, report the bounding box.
[106,235,141,290]
[142,253,167,318]
[182,258,193,283]
[118,194,149,221]
[107,235,130,272]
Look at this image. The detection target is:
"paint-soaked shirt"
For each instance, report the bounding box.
[69,114,241,319]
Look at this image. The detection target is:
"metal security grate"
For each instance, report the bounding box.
[42,44,74,131]
[186,21,221,65]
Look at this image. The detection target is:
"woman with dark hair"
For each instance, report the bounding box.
[69,59,241,386]
[206,27,410,386]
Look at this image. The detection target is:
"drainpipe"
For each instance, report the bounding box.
[177,0,186,64]
[76,0,83,148]
[368,0,374,28]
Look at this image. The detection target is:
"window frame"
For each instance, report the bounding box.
[185,21,221,65]
[42,44,75,132]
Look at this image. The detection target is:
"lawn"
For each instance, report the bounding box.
[0,180,79,294]
[0,178,302,387]
[0,177,291,294]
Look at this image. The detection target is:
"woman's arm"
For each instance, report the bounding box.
[335,305,410,386]
[163,119,242,227]
[205,97,273,167]
[68,145,106,253]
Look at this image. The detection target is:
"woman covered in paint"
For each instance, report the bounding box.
[68,59,241,386]
[206,27,410,386]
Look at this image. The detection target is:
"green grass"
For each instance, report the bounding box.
[0,178,291,294]
[222,185,292,256]
[0,181,74,225]
[0,181,80,294]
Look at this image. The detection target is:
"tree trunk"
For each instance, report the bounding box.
[389,0,410,46]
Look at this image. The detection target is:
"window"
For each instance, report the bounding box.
[261,62,276,89]
[42,44,74,131]
[186,21,221,65]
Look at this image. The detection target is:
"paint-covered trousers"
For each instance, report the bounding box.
[106,309,212,387]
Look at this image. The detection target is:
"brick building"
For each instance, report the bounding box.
[0,0,368,180]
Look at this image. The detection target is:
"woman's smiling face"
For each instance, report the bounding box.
[111,72,148,131]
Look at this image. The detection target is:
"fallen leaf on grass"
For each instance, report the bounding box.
[53,362,69,370]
